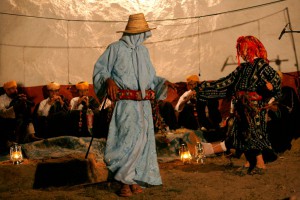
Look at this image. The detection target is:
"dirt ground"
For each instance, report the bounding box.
[0,139,299,200]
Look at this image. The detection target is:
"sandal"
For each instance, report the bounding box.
[248,167,266,175]
[119,184,133,197]
[235,166,249,177]
[130,184,143,194]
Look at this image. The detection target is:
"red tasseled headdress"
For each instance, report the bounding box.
[236,36,269,66]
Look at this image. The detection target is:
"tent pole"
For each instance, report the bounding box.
[286,8,300,98]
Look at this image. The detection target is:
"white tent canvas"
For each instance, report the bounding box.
[0,0,299,86]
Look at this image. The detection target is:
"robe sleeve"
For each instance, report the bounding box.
[0,96,15,118]
[37,99,52,117]
[93,43,118,100]
[175,90,192,112]
[69,98,78,110]
[260,64,282,102]
[152,76,167,100]
[0,106,15,118]
[196,67,240,100]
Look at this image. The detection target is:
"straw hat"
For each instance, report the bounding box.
[76,81,89,90]
[186,75,200,83]
[3,80,17,90]
[117,13,156,34]
[47,82,60,90]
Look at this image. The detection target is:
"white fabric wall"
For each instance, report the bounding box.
[0,0,299,86]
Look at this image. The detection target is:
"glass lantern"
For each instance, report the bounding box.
[179,143,192,164]
[10,144,23,165]
[195,142,205,164]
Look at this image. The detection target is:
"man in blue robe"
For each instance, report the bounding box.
[93,13,175,197]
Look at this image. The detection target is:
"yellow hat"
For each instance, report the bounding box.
[47,82,60,90]
[76,81,89,90]
[186,75,200,83]
[3,80,17,90]
[117,13,156,34]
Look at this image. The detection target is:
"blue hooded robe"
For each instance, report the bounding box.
[93,31,167,185]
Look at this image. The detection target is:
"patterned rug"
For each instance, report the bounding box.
[18,129,223,164]
[21,136,106,162]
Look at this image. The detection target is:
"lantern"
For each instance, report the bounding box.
[195,142,205,164]
[10,144,23,165]
[179,143,192,164]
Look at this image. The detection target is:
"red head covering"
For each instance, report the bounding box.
[236,35,268,66]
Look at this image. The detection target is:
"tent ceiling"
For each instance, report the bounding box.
[0,0,299,86]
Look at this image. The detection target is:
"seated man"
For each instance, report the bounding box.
[70,81,100,111]
[175,75,222,131]
[175,75,199,130]
[69,81,102,137]
[0,80,41,151]
[36,82,69,138]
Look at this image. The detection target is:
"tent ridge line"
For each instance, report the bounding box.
[0,0,285,23]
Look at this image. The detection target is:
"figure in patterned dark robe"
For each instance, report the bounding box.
[196,36,282,174]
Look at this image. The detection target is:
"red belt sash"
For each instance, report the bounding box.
[236,91,262,101]
[116,89,155,101]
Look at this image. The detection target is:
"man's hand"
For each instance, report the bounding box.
[185,90,196,101]
[106,78,119,101]
[48,95,64,106]
[18,94,27,101]
[265,80,273,91]
[48,98,56,105]
[78,96,89,106]
[268,104,278,112]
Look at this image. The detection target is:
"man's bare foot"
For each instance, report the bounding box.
[119,184,132,197]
